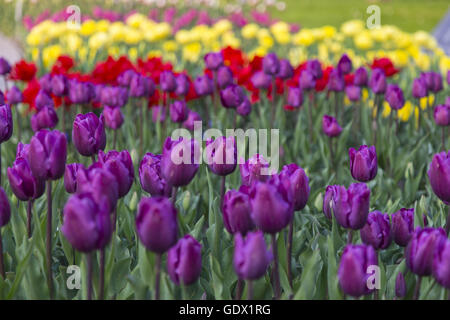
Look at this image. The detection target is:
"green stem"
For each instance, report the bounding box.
[271,234,281,299]
[46,180,53,299]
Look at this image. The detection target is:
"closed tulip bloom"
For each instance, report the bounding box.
[0,104,13,143]
[263,53,280,76]
[251,71,271,89]
[6,86,22,105]
[412,77,428,99]
[360,211,392,250]
[287,87,303,108]
[277,59,294,80]
[28,129,67,180]
[338,244,378,297]
[160,71,177,93]
[322,185,335,220]
[64,163,85,194]
[182,110,201,130]
[220,84,245,109]
[51,74,68,97]
[175,74,190,96]
[233,231,272,280]
[102,106,124,130]
[222,186,254,235]
[152,106,166,123]
[0,91,3,105]
[328,69,345,92]
[337,54,352,75]
[169,100,188,123]
[279,163,310,211]
[433,236,450,289]
[249,175,294,234]
[237,97,251,116]
[405,227,446,276]
[35,90,54,110]
[62,193,112,252]
[16,142,29,158]
[204,52,223,71]
[433,105,450,126]
[69,80,93,104]
[98,150,134,198]
[300,70,316,91]
[194,75,213,96]
[331,183,370,230]
[0,58,11,75]
[427,151,450,203]
[423,72,443,93]
[167,235,202,285]
[206,136,237,176]
[136,196,178,254]
[139,153,172,197]
[117,70,136,87]
[100,86,128,108]
[39,74,53,94]
[72,112,106,157]
[130,74,154,98]
[385,84,405,110]
[31,106,58,132]
[76,163,119,212]
[395,272,406,298]
[345,85,361,102]
[349,145,378,182]
[391,208,414,247]
[354,67,368,87]
[0,187,11,227]
[240,154,271,186]
[161,137,200,187]
[7,157,45,201]
[217,66,233,89]
[322,115,342,137]
[306,59,323,80]
[369,68,387,94]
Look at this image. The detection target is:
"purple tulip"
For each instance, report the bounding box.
[98,150,134,198]
[0,186,10,228]
[428,151,450,203]
[249,175,294,234]
[69,80,93,105]
[204,52,223,71]
[31,106,58,132]
[222,186,254,235]
[102,106,124,130]
[7,157,45,201]
[385,84,405,110]
[28,129,67,180]
[161,137,200,187]
[0,58,11,75]
[64,163,85,194]
[433,105,450,126]
[337,54,352,75]
[0,104,13,143]
[72,112,106,157]
[35,90,54,110]
[277,59,294,80]
[349,145,377,182]
[117,70,137,87]
[251,71,271,89]
[338,244,378,297]
[160,71,177,93]
[62,192,112,252]
[405,227,446,276]
[392,208,414,247]
[233,231,272,280]
[237,97,251,116]
[279,163,310,211]
[130,74,154,98]
[152,105,166,123]
[433,236,450,289]
[360,211,392,250]
[167,235,202,285]
[220,84,245,109]
[327,69,345,92]
[329,183,370,230]
[299,70,316,91]
[6,86,22,105]
[322,115,342,137]
[263,53,280,76]
[323,185,334,220]
[139,153,172,197]
[175,74,190,96]
[136,196,178,253]
[354,67,368,87]
[0,91,4,105]
[412,77,428,99]
[217,66,233,89]
[423,72,443,93]
[169,100,188,123]
[395,272,406,298]
[205,136,237,176]
[16,142,29,158]
[39,74,53,94]
[100,86,128,108]
[306,59,322,80]
[182,110,201,130]
[240,154,271,186]
[345,85,361,102]
[369,68,387,94]
[194,75,213,96]
[51,74,68,97]
[287,87,303,108]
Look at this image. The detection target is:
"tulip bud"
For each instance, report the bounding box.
[62,193,112,252]
[240,154,271,186]
[169,100,188,123]
[69,80,94,105]
[279,163,310,211]
[130,74,154,98]
[6,86,22,105]
[263,53,280,76]
[354,67,368,87]
[98,150,134,198]
[35,90,54,110]
[217,66,233,89]
[360,211,392,250]
[385,84,405,110]
[277,59,294,80]
[204,52,224,71]
[167,235,202,285]
[395,272,406,298]
[222,186,254,235]
[369,68,387,94]
[28,129,67,180]
[160,71,177,93]
[206,136,237,176]
[338,244,378,297]
[327,69,345,92]
[220,84,245,109]
[251,71,271,89]
[331,183,370,230]
[249,175,294,234]
[8,157,45,201]
[64,163,85,194]
[433,105,450,127]
[72,112,106,157]
[412,77,427,99]
[194,75,214,96]
[433,236,450,289]
[306,59,322,80]
[103,106,124,130]
[391,208,414,247]
[39,74,53,94]
[337,54,352,75]
[175,74,190,96]
[0,187,11,227]
[117,70,136,87]
[136,196,178,253]
[322,115,342,138]
[422,72,443,93]
[233,231,272,280]
[427,151,450,203]
[286,87,303,108]
[0,58,11,75]
[322,185,335,220]
[100,86,128,108]
[139,153,172,197]
[405,227,446,276]
[345,85,361,102]
[31,106,58,132]
[51,74,68,97]
[182,110,201,131]
[299,70,316,91]
[0,104,13,143]
[0,91,3,105]
[349,145,377,182]
[237,97,251,116]
[161,137,200,187]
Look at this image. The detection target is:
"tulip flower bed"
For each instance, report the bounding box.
[0,20,450,300]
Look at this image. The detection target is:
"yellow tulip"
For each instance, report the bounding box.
[292,29,315,46]
[341,20,365,36]
[242,23,259,39]
[80,20,97,36]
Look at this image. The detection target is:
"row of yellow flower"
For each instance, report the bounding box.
[26,13,450,74]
